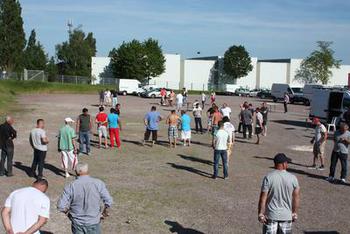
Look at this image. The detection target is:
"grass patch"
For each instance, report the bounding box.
[0,80,115,113]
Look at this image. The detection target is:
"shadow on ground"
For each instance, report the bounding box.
[164,220,204,234]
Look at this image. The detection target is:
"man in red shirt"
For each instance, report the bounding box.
[160,88,167,106]
[95,106,108,148]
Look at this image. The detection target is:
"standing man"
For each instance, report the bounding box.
[176,92,183,112]
[57,163,113,234]
[108,108,122,149]
[309,118,327,170]
[223,116,235,162]
[95,106,108,149]
[166,110,180,148]
[180,110,192,146]
[240,103,253,139]
[1,179,50,234]
[326,122,350,183]
[284,92,290,113]
[29,119,49,179]
[193,103,203,134]
[220,103,232,119]
[258,153,300,234]
[160,88,167,106]
[76,108,92,155]
[0,116,17,177]
[260,102,269,136]
[182,88,188,106]
[212,121,229,179]
[143,106,163,146]
[59,117,78,178]
[201,92,206,109]
[255,108,264,145]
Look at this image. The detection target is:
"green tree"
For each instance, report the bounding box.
[24,29,48,70]
[295,41,341,84]
[223,45,253,80]
[0,0,26,72]
[56,28,96,77]
[45,56,58,82]
[109,38,165,83]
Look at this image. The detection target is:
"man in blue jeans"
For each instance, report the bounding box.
[326,122,350,184]
[212,121,229,179]
[76,108,92,155]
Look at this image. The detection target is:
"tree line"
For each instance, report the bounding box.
[0,0,341,85]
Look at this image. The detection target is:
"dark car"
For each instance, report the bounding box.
[290,87,310,105]
[257,89,272,99]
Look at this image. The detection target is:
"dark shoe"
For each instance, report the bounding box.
[212,175,217,180]
[318,165,325,170]
[7,173,14,177]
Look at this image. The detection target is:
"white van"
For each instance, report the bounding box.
[310,89,350,123]
[224,84,240,95]
[303,84,325,104]
[271,83,309,105]
[118,79,144,95]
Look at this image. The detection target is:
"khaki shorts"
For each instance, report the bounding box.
[181,130,191,140]
[313,142,325,155]
[98,126,108,138]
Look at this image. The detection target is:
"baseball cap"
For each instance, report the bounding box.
[312,117,320,124]
[273,153,291,164]
[64,117,75,123]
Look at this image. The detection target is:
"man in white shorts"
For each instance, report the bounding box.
[95,106,108,148]
[58,117,78,178]
[180,110,192,146]
[176,92,183,112]
[1,179,50,234]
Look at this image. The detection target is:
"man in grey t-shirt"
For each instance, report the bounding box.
[29,119,49,178]
[258,153,300,234]
[327,122,350,184]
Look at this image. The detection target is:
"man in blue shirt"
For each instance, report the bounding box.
[108,108,121,148]
[181,110,192,146]
[143,106,162,146]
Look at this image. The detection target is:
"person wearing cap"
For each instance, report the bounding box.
[258,153,300,234]
[58,117,78,178]
[326,122,350,184]
[309,118,327,170]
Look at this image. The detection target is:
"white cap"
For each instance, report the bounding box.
[64,117,75,123]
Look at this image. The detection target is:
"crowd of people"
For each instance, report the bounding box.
[0,88,349,234]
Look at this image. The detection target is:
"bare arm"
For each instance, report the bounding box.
[118,119,122,131]
[76,118,80,133]
[20,216,48,234]
[292,188,300,216]
[1,207,14,234]
[258,191,268,223]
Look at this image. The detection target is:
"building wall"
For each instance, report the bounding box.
[235,57,258,89]
[289,59,304,87]
[183,59,216,91]
[258,62,288,89]
[329,65,350,86]
[150,54,181,89]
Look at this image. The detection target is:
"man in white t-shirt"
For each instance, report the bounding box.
[220,103,232,119]
[223,116,235,162]
[176,93,183,112]
[1,179,50,234]
[213,121,230,180]
[310,117,328,170]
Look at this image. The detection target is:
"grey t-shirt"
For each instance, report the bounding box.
[333,130,350,154]
[261,170,299,221]
[30,128,47,151]
[241,109,252,125]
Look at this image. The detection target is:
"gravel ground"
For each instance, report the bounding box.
[0,93,349,234]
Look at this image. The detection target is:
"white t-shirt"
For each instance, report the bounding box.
[5,187,50,234]
[176,94,183,104]
[30,128,47,151]
[256,112,263,127]
[221,107,232,118]
[214,129,229,150]
[224,122,235,143]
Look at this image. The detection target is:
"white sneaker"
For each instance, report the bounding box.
[340,178,347,184]
[65,172,70,178]
[325,176,334,182]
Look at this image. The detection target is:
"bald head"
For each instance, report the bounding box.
[75,163,89,176]
[5,116,14,125]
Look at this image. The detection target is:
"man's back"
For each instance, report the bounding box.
[261,170,299,221]
[5,187,50,234]
[146,111,160,130]
[57,176,113,226]
[241,109,252,124]
[181,114,191,131]
[59,125,75,151]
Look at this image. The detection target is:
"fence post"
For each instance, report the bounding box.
[75,76,78,84]
[61,75,63,84]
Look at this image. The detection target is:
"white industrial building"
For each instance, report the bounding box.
[91,55,350,90]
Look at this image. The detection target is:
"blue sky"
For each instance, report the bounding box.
[21,0,350,63]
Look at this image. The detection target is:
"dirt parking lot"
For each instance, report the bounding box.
[0,93,349,234]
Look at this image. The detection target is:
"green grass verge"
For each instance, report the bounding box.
[0,80,115,113]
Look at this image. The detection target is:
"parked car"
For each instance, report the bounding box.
[118,79,144,96]
[257,89,272,99]
[224,84,240,95]
[235,87,250,97]
[141,88,171,98]
[289,87,310,105]
[248,89,261,97]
